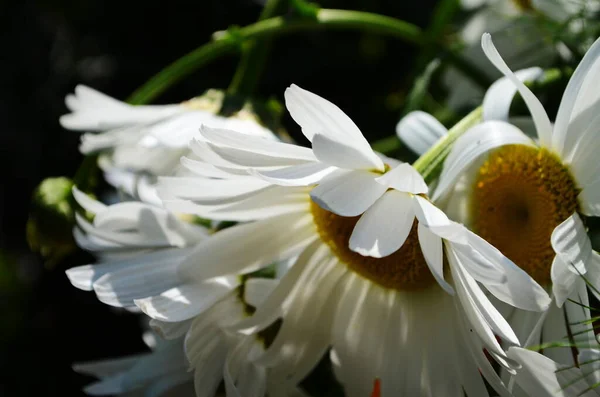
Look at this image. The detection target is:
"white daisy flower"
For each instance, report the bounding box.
[74,331,193,397]
[60,86,275,205]
[65,186,213,309]
[431,33,600,363]
[158,85,551,396]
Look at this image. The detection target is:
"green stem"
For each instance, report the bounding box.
[128,9,425,104]
[227,0,288,96]
[413,106,482,184]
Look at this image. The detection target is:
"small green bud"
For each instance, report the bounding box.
[26,177,76,267]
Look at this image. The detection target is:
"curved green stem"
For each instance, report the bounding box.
[128,9,424,104]
[227,0,288,96]
[413,106,482,184]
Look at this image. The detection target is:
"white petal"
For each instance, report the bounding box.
[207,142,313,168]
[395,111,448,155]
[483,67,544,121]
[228,240,327,335]
[449,259,513,365]
[91,248,189,307]
[149,319,192,340]
[375,163,428,194]
[135,277,239,322]
[452,256,519,345]
[551,213,592,275]
[433,120,533,201]
[252,162,337,186]
[178,213,315,282]
[551,254,580,307]
[310,170,387,217]
[481,33,553,148]
[418,225,454,294]
[162,186,309,222]
[508,347,597,397]
[312,133,384,171]
[73,356,142,378]
[158,176,272,204]
[349,191,415,258]
[243,278,279,309]
[466,231,552,311]
[553,36,600,159]
[72,186,106,214]
[284,84,372,150]
[180,156,246,179]
[199,125,316,162]
[412,195,452,228]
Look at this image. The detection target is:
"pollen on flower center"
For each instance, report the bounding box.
[310,200,435,291]
[471,145,580,285]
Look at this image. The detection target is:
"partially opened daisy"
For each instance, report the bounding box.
[65,188,296,397]
[159,85,551,396]
[432,33,600,362]
[74,331,193,397]
[60,86,274,204]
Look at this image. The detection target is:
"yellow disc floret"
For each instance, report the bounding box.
[471,145,580,285]
[311,200,435,291]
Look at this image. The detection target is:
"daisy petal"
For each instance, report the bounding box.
[135,277,239,322]
[395,111,448,155]
[310,170,387,217]
[551,254,580,307]
[312,133,384,171]
[433,120,533,201]
[483,67,544,121]
[467,232,551,311]
[243,278,279,309]
[553,36,600,159]
[481,33,553,147]
[507,347,597,397]
[418,224,453,294]
[551,213,591,275]
[284,84,369,147]
[199,126,316,162]
[72,186,107,214]
[149,319,192,340]
[349,191,415,258]
[412,196,452,228]
[252,162,337,186]
[579,177,600,216]
[178,213,315,282]
[375,163,428,194]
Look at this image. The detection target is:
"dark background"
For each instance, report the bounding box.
[0,0,441,396]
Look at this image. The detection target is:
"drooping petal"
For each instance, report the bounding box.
[433,120,533,201]
[199,125,316,162]
[312,133,384,171]
[135,277,239,322]
[551,255,579,308]
[178,213,316,282]
[252,162,337,186]
[481,33,553,148]
[348,191,415,258]
[466,232,552,311]
[552,36,600,159]
[243,278,279,309]
[418,224,453,294]
[551,213,592,275]
[375,163,428,194]
[507,347,597,397]
[395,111,448,155]
[482,67,544,122]
[310,170,387,217]
[284,84,371,149]
[72,186,107,214]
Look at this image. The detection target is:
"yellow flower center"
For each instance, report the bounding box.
[471,145,580,285]
[310,200,435,291]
